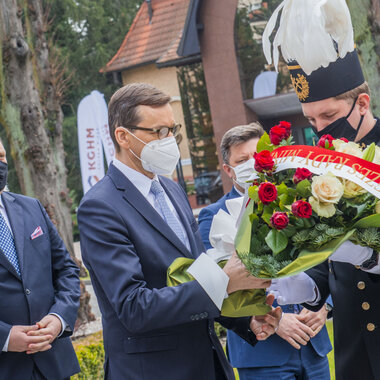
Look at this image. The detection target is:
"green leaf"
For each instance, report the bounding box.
[249,213,259,226]
[262,212,272,225]
[256,132,274,152]
[282,226,297,237]
[257,224,270,241]
[265,229,288,255]
[277,182,288,196]
[353,214,380,228]
[248,185,259,202]
[279,192,294,206]
[296,179,311,198]
[363,142,376,162]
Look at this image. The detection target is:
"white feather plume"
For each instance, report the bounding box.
[262,0,355,75]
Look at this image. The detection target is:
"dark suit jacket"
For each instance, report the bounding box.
[0,192,80,380]
[198,187,332,368]
[77,164,257,380]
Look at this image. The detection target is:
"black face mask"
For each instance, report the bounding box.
[0,161,8,191]
[312,98,364,141]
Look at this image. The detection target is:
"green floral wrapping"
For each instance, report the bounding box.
[167,257,271,317]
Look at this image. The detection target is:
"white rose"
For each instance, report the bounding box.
[309,196,336,218]
[332,139,345,151]
[311,173,344,204]
[343,179,366,199]
[334,141,363,158]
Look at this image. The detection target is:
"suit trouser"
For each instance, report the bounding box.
[32,366,70,380]
[237,343,330,380]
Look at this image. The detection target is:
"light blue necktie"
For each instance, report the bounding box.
[150,180,189,248]
[0,213,21,276]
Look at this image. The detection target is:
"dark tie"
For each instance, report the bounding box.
[0,212,21,276]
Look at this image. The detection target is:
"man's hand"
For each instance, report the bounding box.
[250,294,282,341]
[223,252,271,294]
[268,272,316,305]
[8,325,52,353]
[276,313,315,349]
[26,315,62,354]
[298,306,328,335]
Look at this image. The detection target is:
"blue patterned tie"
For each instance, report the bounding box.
[0,213,21,276]
[150,180,188,248]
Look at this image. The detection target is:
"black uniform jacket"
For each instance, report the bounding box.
[305,118,380,380]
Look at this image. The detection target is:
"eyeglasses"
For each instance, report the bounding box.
[124,123,182,140]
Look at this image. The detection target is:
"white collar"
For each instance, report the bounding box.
[112,158,158,198]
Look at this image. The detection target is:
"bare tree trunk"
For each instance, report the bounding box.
[0,0,93,325]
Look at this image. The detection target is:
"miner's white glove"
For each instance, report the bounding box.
[268,272,317,305]
[329,241,373,266]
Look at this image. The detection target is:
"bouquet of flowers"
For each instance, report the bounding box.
[167,121,380,316]
[236,124,380,279]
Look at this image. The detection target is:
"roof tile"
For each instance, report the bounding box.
[102,0,191,73]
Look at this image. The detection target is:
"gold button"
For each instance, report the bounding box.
[362,302,370,311]
[367,323,375,332]
[355,265,361,269]
[357,281,366,290]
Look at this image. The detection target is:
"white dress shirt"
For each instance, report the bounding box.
[0,196,67,352]
[112,158,229,310]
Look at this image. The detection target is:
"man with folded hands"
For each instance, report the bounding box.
[0,139,80,380]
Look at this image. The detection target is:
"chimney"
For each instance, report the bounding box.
[146,0,153,24]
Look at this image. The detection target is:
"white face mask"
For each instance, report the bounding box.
[230,158,256,188]
[126,130,180,175]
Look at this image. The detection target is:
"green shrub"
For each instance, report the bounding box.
[73,342,105,380]
[214,322,227,338]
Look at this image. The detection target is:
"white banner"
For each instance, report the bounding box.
[77,93,105,194]
[90,90,115,166]
[272,146,380,199]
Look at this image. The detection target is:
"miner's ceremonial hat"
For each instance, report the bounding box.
[262,0,365,103]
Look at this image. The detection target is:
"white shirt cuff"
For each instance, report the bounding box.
[304,278,321,306]
[2,332,10,352]
[49,313,67,337]
[187,253,229,310]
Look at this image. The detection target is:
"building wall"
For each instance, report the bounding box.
[121,64,194,181]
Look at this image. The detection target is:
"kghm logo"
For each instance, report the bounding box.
[87,175,100,187]
[290,73,310,102]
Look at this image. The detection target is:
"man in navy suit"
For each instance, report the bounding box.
[198,124,332,380]
[0,140,80,379]
[77,83,282,380]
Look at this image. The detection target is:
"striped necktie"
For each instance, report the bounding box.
[150,180,188,247]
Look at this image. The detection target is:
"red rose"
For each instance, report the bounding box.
[279,120,291,131]
[270,212,289,230]
[340,137,349,142]
[291,200,312,218]
[254,150,275,172]
[317,134,335,149]
[269,125,289,145]
[293,168,313,184]
[258,182,277,204]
